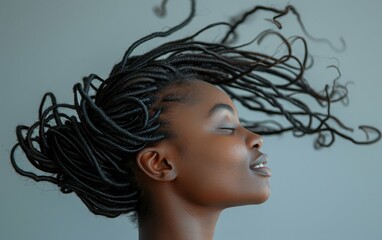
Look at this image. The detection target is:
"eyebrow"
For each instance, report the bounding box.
[207,103,235,118]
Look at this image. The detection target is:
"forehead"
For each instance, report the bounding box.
[186,80,235,108]
[158,80,238,146]
[156,79,238,131]
[162,80,238,120]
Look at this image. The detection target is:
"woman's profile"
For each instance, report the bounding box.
[9,0,381,239]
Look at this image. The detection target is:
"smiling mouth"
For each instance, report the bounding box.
[252,163,266,169]
[250,154,272,177]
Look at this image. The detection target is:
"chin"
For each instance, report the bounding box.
[251,188,271,205]
[257,193,270,204]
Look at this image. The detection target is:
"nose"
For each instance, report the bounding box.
[246,129,263,150]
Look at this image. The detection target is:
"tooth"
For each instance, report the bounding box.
[254,163,263,169]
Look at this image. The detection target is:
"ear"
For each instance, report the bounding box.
[136,145,177,182]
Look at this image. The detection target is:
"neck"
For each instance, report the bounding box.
[138,189,222,240]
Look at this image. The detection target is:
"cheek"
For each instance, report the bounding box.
[176,139,254,201]
[201,138,250,169]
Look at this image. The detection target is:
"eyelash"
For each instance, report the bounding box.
[219,127,237,134]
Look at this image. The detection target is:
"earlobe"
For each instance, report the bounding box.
[136,148,177,181]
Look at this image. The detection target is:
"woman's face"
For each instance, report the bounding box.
[161,80,271,208]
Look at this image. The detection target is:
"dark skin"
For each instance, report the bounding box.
[136,80,271,240]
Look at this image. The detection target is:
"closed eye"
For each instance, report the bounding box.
[219,127,237,134]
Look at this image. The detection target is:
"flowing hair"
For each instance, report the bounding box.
[10,0,381,218]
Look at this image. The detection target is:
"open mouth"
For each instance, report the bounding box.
[252,163,266,169]
[250,154,272,177]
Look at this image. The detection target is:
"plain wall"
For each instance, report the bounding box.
[1,0,381,239]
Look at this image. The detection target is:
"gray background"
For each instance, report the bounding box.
[1,0,381,239]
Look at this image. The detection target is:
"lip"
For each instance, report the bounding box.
[250,154,272,177]
[251,153,268,166]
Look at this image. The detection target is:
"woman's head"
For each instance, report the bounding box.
[10,1,381,221]
[135,80,270,215]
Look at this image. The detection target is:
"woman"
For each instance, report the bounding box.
[10,0,381,239]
